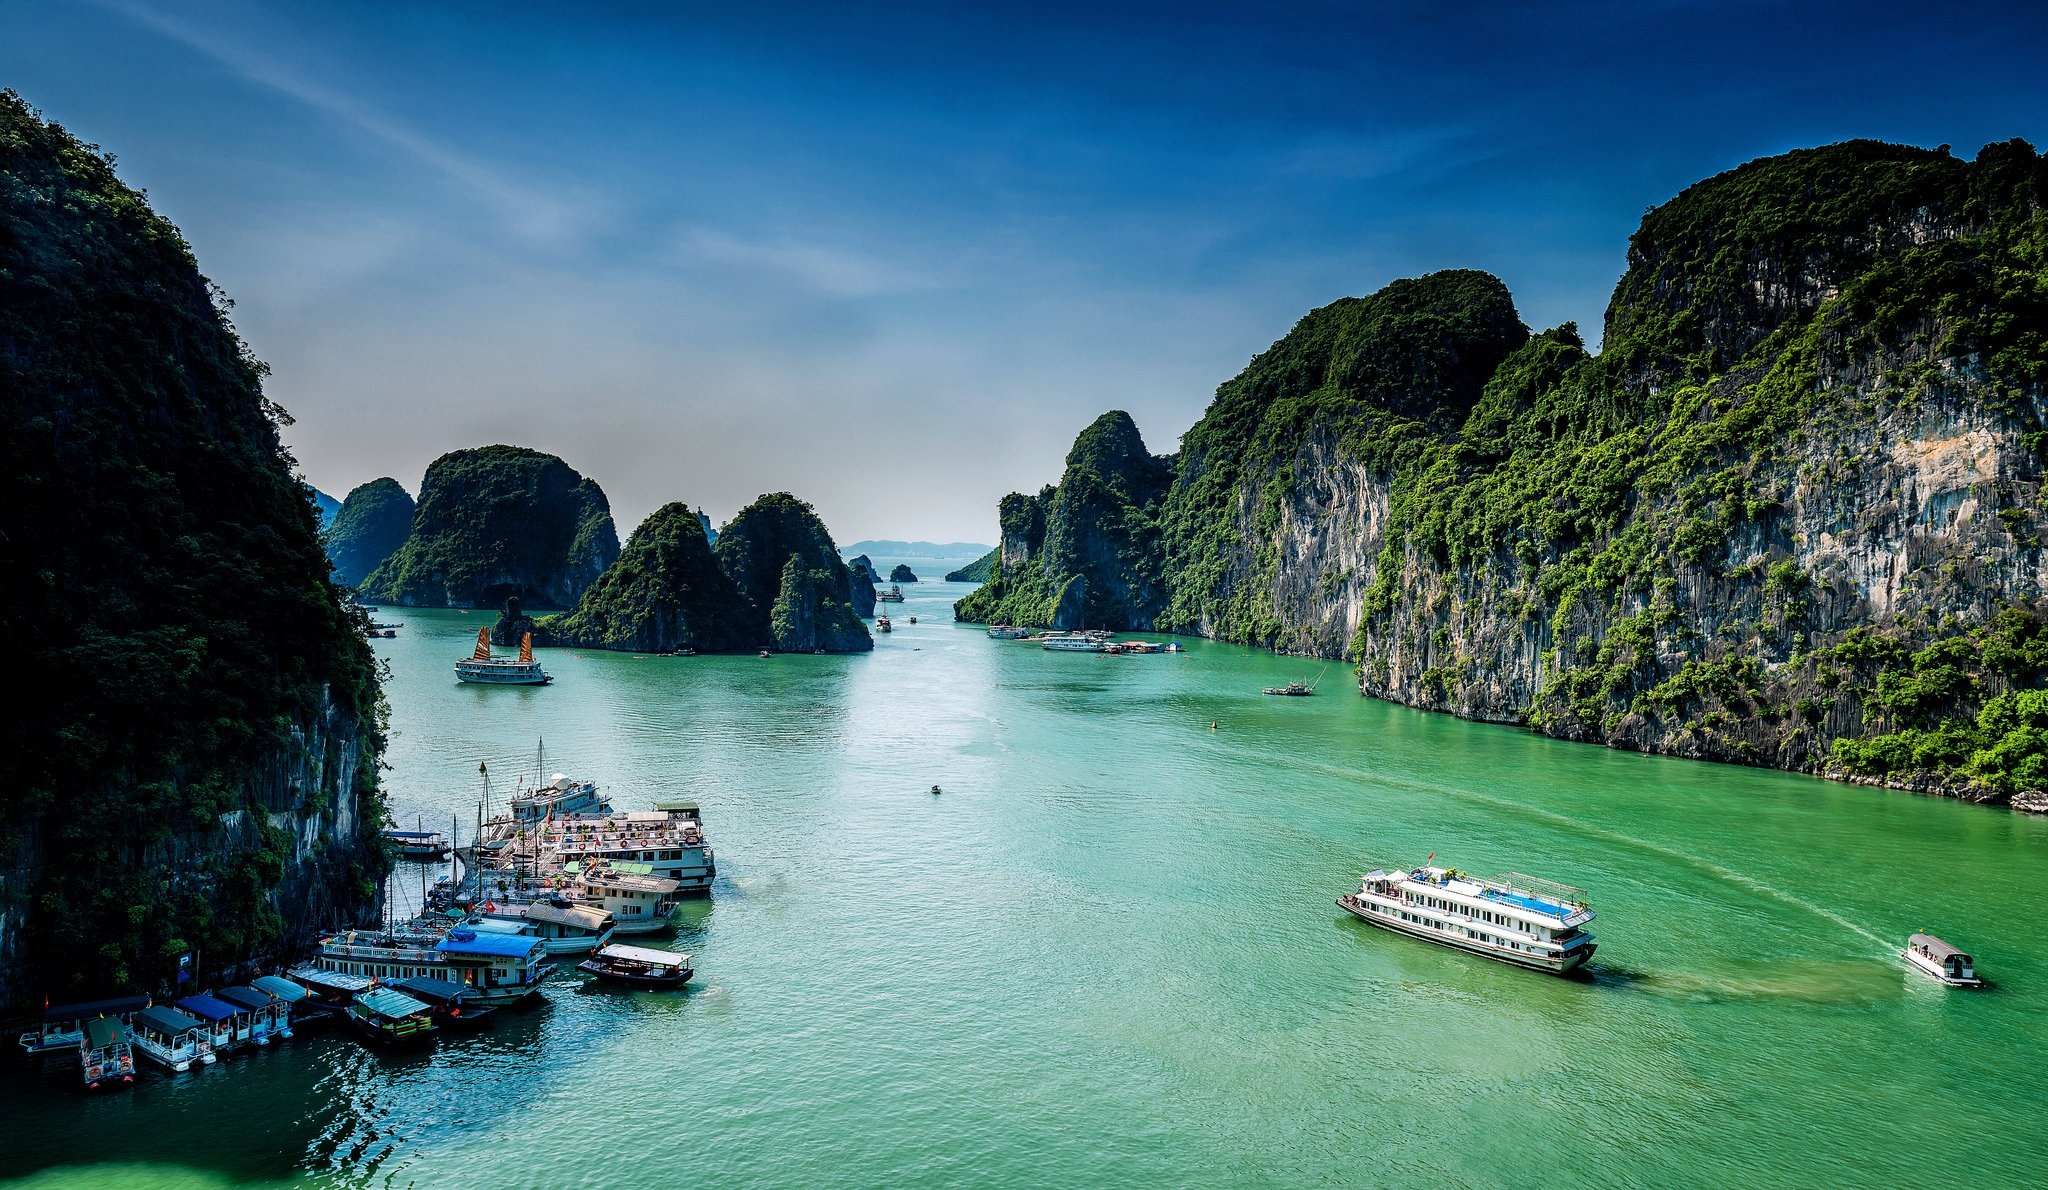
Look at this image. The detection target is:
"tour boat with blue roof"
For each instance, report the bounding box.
[1338,862,1598,974]
[249,975,310,1035]
[213,985,292,1046]
[314,927,553,1005]
[175,992,257,1055]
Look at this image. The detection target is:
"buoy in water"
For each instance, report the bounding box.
[931,785,942,795]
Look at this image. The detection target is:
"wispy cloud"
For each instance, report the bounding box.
[675,226,956,298]
[93,0,580,242]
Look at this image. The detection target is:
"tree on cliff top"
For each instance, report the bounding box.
[713,492,873,651]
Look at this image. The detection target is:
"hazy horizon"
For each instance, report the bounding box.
[8,0,2045,541]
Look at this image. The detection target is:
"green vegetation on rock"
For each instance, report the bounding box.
[713,493,873,652]
[945,549,997,583]
[889,564,919,583]
[324,477,414,587]
[539,503,751,652]
[361,445,619,609]
[0,91,386,1004]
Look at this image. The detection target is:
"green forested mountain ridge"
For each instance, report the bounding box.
[361,444,620,609]
[944,549,997,583]
[540,503,754,652]
[959,139,2048,806]
[324,476,414,587]
[0,92,386,1003]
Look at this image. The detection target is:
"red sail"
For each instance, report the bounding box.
[519,632,534,664]
[472,628,492,661]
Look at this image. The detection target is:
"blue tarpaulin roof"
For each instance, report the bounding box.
[135,1006,206,1036]
[437,931,542,959]
[175,994,242,1021]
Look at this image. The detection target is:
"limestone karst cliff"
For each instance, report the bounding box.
[324,476,414,587]
[540,503,753,652]
[714,493,874,652]
[957,139,2048,806]
[362,445,620,609]
[0,92,386,1005]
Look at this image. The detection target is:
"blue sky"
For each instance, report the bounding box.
[8,1,2046,542]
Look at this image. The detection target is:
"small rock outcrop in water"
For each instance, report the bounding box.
[945,549,997,583]
[956,139,2048,808]
[540,503,752,652]
[324,477,415,587]
[714,493,873,652]
[889,563,919,583]
[490,595,537,646]
[0,92,385,1005]
[361,445,620,609]
[845,554,880,617]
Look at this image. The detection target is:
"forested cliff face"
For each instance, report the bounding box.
[324,476,414,587]
[958,139,2048,807]
[362,445,620,609]
[540,503,753,652]
[0,92,386,1004]
[714,493,873,653]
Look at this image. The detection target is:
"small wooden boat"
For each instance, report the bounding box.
[1263,681,1314,696]
[1904,933,1984,987]
[384,829,451,861]
[78,1016,136,1091]
[347,988,438,1050]
[577,943,694,989]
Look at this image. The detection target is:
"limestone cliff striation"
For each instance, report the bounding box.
[0,92,386,1006]
[957,139,2048,807]
[324,477,414,587]
[539,503,753,652]
[714,493,873,652]
[362,445,619,609]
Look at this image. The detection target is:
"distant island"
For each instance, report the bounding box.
[842,539,991,559]
[889,564,919,583]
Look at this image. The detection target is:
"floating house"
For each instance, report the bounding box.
[131,1005,215,1071]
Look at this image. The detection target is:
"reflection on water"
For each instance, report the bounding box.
[5,567,2048,1188]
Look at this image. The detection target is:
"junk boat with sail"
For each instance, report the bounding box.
[455,628,551,685]
[1338,862,1597,974]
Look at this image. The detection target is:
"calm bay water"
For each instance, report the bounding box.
[7,564,2048,1188]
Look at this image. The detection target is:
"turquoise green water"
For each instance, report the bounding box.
[7,566,2048,1188]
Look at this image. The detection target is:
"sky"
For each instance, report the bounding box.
[7,1,2047,543]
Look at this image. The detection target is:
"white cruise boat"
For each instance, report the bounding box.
[455,628,551,685]
[550,804,716,894]
[1041,633,1111,652]
[1338,863,1597,974]
[575,866,682,934]
[314,928,553,1005]
[1904,933,1983,987]
[876,585,905,602]
[508,772,611,822]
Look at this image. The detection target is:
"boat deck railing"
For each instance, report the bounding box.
[321,942,442,963]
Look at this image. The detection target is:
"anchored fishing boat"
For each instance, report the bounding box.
[347,988,437,1050]
[455,628,551,685]
[1904,934,1984,987]
[577,943,694,989]
[1338,863,1598,974]
[1265,666,1328,696]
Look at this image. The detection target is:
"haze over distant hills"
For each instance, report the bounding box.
[842,540,991,559]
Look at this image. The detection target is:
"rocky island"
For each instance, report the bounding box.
[959,139,2048,807]
[324,477,415,588]
[0,93,386,1004]
[889,564,919,583]
[361,445,620,609]
[714,493,874,652]
[540,503,752,652]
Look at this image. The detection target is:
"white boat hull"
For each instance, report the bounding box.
[1904,948,1983,986]
[1338,895,1594,975]
[454,660,551,685]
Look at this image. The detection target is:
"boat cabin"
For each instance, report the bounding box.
[288,966,374,1008]
[17,994,151,1055]
[176,993,257,1054]
[384,829,451,860]
[131,1005,215,1071]
[1906,933,1983,986]
[348,988,437,1049]
[79,1016,136,1090]
[249,976,312,1032]
[214,985,292,1045]
[575,867,681,932]
[434,929,553,1001]
[577,943,694,988]
[391,976,493,1029]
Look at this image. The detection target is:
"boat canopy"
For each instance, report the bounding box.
[522,903,609,929]
[437,931,545,960]
[175,994,243,1022]
[652,799,699,812]
[84,1017,127,1048]
[213,986,275,1012]
[134,1006,207,1036]
[355,988,432,1020]
[383,830,444,839]
[1910,933,1971,962]
[598,944,690,967]
[289,967,374,993]
[391,977,469,1005]
[42,994,151,1022]
[250,976,308,1003]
